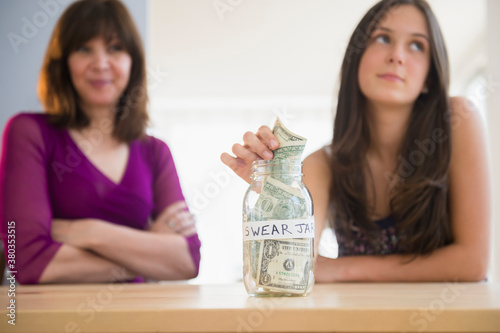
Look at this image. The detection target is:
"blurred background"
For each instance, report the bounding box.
[1,0,498,283]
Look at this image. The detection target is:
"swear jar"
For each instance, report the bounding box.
[242,159,314,296]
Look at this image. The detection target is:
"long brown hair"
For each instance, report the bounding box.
[37,0,148,142]
[329,0,453,255]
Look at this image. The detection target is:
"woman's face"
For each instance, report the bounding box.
[68,36,132,111]
[358,5,431,109]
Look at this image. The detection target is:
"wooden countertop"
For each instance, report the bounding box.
[1,282,500,332]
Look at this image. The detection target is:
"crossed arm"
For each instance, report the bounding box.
[39,201,198,283]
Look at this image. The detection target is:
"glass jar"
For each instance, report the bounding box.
[242,158,314,296]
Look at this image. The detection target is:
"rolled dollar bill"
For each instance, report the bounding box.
[272,117,307,160]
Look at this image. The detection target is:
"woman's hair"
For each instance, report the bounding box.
[329,0,453,255]
[38,0,148,142]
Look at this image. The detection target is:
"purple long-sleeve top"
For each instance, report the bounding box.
[0,113,201,284]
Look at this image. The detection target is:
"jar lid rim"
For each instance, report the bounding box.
[252,158,302,166]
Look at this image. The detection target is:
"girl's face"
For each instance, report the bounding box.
[68,36,132,111]
[358,5,431,109]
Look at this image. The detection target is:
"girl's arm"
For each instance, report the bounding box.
[315,97,491,282]
[302,148,332,259]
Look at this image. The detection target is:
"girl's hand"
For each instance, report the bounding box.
[51,219,96,249]
[220,125,279,184]
[315,255,342,283]
[150,201,197,236]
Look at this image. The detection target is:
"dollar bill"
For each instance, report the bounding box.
[253,177,307,221]
[272,117,307,160]
[256,239,312,294]
[248,240,261,280]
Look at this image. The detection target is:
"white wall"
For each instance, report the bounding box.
[148,0,486,102]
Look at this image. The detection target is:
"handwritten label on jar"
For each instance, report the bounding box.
[243,218,314,241]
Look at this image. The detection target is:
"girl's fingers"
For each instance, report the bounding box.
[242,131,274,160]
[232,143,261,163]
[256,125,279,151]
[220,152,238,170]
[220,124,280,184]
[220,152,253,184]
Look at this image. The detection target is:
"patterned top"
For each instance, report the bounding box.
[321,145,400,256]
[335,216,400,256]
[0,113,201,284]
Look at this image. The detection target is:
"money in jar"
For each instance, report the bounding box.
[242,118,315,296]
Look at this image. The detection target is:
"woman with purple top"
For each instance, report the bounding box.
[0,0,200,284]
